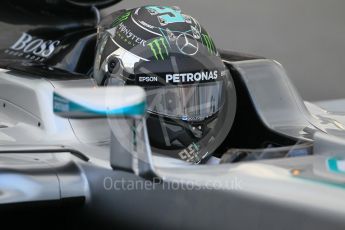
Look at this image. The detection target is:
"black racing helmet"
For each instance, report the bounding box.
[94,5,237,163]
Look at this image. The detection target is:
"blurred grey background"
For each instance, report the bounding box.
[106,0,345,101]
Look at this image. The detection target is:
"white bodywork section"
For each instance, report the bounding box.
[0,68,76,144]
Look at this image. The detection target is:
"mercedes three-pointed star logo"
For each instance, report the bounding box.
[176,33,199,56]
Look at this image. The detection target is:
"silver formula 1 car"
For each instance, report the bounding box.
[1,1,345,229]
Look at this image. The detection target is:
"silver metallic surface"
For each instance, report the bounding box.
[0,152,87,204]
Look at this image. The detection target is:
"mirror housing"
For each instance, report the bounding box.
[53,86,156,178]
[53,86,146,119]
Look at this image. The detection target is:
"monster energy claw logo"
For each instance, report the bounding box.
[111,11,131,27]
[148,38,169,60]
[202,34,216,55]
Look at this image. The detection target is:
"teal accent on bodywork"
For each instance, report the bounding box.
[327,157,345,174]
[53,93,146,117]
[290,157,345,191]
[293,176,345,190]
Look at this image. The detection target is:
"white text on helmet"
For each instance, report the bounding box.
[166,70,218,83]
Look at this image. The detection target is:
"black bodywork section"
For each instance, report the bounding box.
[214,61,297,157]
[0,24,97,79]
[0,2,125,80]
[4,0,121,18]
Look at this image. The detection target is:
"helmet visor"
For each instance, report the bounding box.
[146,81,224,121]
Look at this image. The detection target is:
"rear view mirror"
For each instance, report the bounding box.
[53,86,146,119]
[53,86,156,178]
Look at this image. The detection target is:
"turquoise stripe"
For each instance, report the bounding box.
[290,157,345,191]
[53,93,146,117]
[327,157,345,174]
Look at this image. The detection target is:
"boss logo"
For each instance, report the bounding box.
[10,33,60,58]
